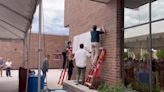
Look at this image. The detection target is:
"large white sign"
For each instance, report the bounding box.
[73,32,91,53]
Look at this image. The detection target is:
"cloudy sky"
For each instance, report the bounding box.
[31,0,69,36]
[125,0,164,27]
[31,0,164,34]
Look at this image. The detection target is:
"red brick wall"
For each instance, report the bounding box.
[0,33,68,69]
[0,40,23,69]
[65,0,123,84]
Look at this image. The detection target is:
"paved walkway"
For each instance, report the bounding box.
[0,69,63,92]
[0,70,18,92]
[64,80,98,92]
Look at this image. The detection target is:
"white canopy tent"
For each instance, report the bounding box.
[125,20,164,49]
[0,0,38,40]
[90,0,111,3]
[90,0,155,9]
[0,0,41,92]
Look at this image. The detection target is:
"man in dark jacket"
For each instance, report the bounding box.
[90,25,105,68]
[42,55,50,77]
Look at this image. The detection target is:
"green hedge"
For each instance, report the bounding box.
[97,82,136,92]
[156,49,164,59]
[97,80,160,92]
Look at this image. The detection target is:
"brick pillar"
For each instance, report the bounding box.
[64,0,124,85]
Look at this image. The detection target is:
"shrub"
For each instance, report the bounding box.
[135,53,141,60]
[90,77,105,89]
[156,49,164,59]
[132,79,160,92]
[97,81,161,92]
[123,52,128,59]
[143,52,149,60]
[97,82,136,92]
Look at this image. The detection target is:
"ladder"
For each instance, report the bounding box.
[58,68,68,85]
[85,48,106,87]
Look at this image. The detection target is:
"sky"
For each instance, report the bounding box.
[125,0,164,28]
[31,0,69,36]
[31,0,164,35]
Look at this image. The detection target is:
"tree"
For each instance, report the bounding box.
[123,52,128,59]
[156,49,164,59]
[135,53,141,60]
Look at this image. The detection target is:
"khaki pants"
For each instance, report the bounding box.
[91,42,99,66]
[152,71,159,85]
[77,67,86,85]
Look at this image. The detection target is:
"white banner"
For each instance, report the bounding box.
[73,32,91,53]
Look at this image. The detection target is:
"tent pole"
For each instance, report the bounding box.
[38,0,43,91]
[148,0,152,92]
[25,33,28,92]
[22,39,26,67]
[25,27,32,92]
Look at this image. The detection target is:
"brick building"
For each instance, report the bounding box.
[0,33,68,69]
[65,0,123,84]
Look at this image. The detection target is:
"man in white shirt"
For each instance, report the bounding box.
[5,58,12,77]
[74,44,91,85]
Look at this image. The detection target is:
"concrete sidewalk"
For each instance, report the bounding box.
[63,80,98,92]
[0,69,63,92]
[44,69,63,89]
[0,70,18,92]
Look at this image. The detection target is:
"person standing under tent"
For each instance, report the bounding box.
[5,58,12,77]
[74,44,91,85]
[0,57,4,77]
[62,41,71,69]
[90,25,105,68]
[42,55,50,77]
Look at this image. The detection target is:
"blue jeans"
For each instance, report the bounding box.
[6,68,11,77]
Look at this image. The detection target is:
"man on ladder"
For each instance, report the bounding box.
[84,25,106,87]
[90,25,106,68]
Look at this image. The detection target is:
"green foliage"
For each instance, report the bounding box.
[156,49,164,59]
[123,52,128,59]
[97,82,136,92]
[97,80,161,92]
[97,82,110,92]
[132,79,149,92]
[135,53,141,60]
[143,53,149,60]
[132,79,160,92]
